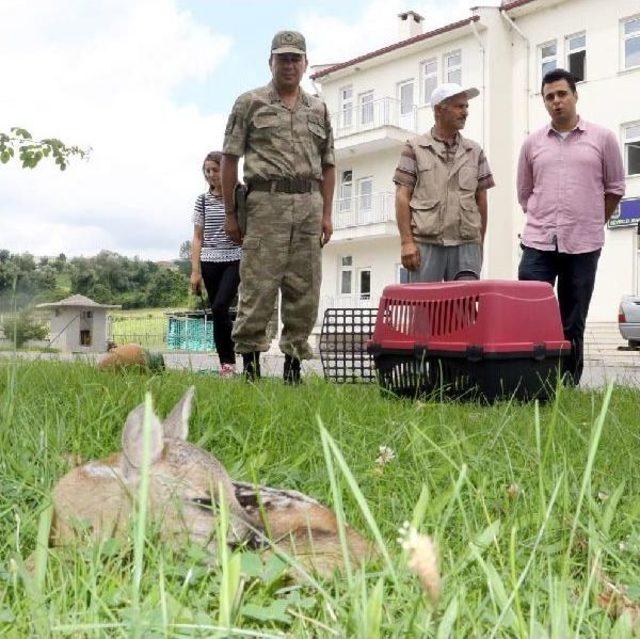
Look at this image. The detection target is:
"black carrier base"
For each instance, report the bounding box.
[373,351,566,402]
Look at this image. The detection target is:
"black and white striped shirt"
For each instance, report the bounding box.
[192,191,242,262]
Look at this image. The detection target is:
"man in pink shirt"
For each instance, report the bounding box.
[517,68,625,385]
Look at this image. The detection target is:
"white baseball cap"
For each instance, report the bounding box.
[430,83,479,107]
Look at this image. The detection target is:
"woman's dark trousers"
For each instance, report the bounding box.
[201,260,241,365]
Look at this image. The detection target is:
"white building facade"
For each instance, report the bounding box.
[310,0,640,324]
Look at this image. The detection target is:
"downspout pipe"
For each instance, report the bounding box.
[500,8,531,134]
[310,77,322,98]
[470,19,486,149]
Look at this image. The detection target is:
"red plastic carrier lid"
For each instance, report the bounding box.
[369,280,570,355]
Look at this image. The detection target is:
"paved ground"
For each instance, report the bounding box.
[581,360,640,388]
[0,349,322,379]
[1,321,637,388]
[3,342,640,389]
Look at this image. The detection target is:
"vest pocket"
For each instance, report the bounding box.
[411,200,442,239]
[458,167,478,192]
[458,196,481,241]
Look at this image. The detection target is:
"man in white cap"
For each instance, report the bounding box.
[393,83,494,281]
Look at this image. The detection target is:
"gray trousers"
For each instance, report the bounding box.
[408,242,482,283]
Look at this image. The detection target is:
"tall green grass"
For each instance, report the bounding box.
[1,360,639,637]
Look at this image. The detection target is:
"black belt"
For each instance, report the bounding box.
[247,177,320,194]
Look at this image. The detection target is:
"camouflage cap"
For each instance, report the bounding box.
[271,30,306,55]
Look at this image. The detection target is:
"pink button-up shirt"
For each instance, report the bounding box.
[517,118,625,253]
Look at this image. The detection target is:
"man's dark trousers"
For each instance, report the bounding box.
[518,246,601,386]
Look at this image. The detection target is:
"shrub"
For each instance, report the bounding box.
[1,311,48,348]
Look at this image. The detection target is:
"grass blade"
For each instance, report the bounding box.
[131,393,154,638]
[364,576,384,639]
[436,594,459,639]
[319,421,353,587]
[218,480,243,629]
[564,382,613,571]
[319,420,397,584]
[34,503,53,593]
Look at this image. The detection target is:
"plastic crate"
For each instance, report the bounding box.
[367,280,570,401]
[167,316,215,351]
[319,308,377,383]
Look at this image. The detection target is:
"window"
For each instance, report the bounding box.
[340,85,353,128]
[359,91,374,126]
[622,16,640,69]
[340,256,353,295]
[80,330,92,346]
[539,41,557,80]
[444,50,462,84]
[358,269,371,301]
[398,80,414,114]
[421,58,438,104]
[396,264,410,284]
[338,170,352,212]
[357,177,373,213]
[624,122,640,176]
[398,80,415,129]
[566,32,586,81]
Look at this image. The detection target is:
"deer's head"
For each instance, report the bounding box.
[51,386,258,552]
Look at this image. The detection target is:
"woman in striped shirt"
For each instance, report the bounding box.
[190,151,242,377]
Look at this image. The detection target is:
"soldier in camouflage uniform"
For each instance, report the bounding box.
[221,30,335,383]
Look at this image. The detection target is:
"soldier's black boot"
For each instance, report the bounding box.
[283,354,301,385]
[242,352,261,381]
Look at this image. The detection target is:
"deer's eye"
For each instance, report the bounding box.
[190,497,214,511]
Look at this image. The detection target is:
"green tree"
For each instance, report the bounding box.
[52,253,67,272]
[0,248,190,311]
[0,128,89,170]
[145,269,189,307]
[1,310,48,348]
[179,240,192,260]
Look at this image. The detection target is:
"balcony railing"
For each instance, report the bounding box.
[333,191,395,230]
[317,294,379,325]
[333,97,418,137]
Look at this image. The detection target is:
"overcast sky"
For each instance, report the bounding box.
[0,0,497,260]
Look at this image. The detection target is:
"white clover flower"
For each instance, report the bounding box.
[375,445,396,466]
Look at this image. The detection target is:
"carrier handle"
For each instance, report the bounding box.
[466,345,484,362]
[532,344,547,361]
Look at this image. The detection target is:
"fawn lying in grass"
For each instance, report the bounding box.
[51,387,370,576]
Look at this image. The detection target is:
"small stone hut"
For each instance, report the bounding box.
[37,294,121,353]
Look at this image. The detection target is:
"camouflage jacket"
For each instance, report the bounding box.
[223,81,335,181]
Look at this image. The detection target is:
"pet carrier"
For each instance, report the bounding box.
[367,280,570,401]
[319,307,378,383]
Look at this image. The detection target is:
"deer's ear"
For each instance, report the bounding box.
[162,386,194,441]
[121,401,164,477]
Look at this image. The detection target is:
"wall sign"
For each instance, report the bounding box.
[608,197,640,229]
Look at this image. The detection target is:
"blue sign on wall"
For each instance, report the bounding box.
[608,197,640,229]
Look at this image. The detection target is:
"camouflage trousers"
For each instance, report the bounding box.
[232,190,322,359]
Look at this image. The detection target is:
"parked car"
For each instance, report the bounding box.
[618,295,640,347]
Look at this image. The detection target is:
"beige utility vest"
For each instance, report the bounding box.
[407,133,482,245]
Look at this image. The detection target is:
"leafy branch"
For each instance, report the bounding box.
[0,127,90,170]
